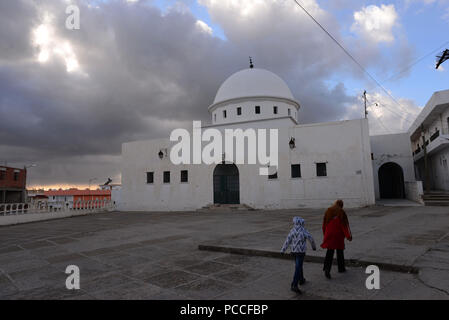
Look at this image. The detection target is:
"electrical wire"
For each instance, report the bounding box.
[292,0,417,124]
[381,40,449,84]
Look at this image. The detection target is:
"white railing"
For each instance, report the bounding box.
[0,200,115,216]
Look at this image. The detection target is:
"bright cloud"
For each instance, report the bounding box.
[351,4,398,44]
[31,14,83,74]
[195,20,213,35]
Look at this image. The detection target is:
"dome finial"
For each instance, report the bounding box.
[249,56,254,69]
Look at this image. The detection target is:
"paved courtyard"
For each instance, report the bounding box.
[0,205,448,300]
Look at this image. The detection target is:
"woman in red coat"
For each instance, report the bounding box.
[321,199,352,279]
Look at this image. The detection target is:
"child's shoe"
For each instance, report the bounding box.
[291,286,302,294]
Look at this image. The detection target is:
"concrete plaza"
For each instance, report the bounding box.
[0,205,448,300]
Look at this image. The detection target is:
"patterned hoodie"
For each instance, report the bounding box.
[281,217,316,253]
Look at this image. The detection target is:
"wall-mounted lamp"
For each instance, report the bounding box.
[289,137,296,149]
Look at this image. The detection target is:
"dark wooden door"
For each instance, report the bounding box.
[213,164,240,204]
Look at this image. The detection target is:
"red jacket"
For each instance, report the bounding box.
[321,216,352,250]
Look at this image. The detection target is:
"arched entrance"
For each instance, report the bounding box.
[378,162,405,199]
[213,163,240,204]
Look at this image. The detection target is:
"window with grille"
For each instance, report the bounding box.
[291,164,301,178]
[181,170,188,183]
[146,172,154,184]
[163,171,170,183]
[316,163,327,177]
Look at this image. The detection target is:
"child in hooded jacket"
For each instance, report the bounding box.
[281,217,316,294]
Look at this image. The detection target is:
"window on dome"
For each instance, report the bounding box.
[237,107,242,116]
[214,114,216,122]
[273,106,278,114]
[255,106,260,114]
[288,109,291,116]
[223,110,227,118]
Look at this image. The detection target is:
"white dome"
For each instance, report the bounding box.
[213,68,296,105]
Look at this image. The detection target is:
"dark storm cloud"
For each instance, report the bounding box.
[0,0,414,187]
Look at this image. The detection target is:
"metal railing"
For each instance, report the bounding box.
[430,130,440,142]
[0,200,115,216]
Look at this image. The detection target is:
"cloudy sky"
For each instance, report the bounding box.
[0,0,448,189]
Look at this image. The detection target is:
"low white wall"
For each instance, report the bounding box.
[0,210,108,226]
[405,181,424,204]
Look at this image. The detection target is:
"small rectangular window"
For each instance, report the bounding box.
[163,171,170,183]
[268,171,278,180]
[288,109,291,116]
[214,114,217,122]
[13,171,19,181]
[291,164,301,178]
[223,110,227,118]
[237,107,242,116]
[316,163,327,177]
[255,106,260,114]
[273,106,278,114]
[0,169,5,180]
[181,170,188,183]
[146,172,154,184]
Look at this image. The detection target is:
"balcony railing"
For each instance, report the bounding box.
[413,147,421,156]
[430,130,440,142]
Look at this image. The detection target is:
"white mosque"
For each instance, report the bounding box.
[120,65,423,211]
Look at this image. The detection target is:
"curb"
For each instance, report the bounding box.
[198,244,419,274]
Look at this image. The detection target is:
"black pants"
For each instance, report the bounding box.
[323,249,345,272]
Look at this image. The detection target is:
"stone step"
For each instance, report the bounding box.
[423,195,449,199]
[423,200,449,206]
[423,193,449,197]
[197,203,256,212]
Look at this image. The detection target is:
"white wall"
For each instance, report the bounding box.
[120,118,375,211]
[410,89,449,148]
[429,148,449,191]
[370,133,418,200]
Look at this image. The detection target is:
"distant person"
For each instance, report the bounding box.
[321,200,352,279]
[281,217,316,294]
